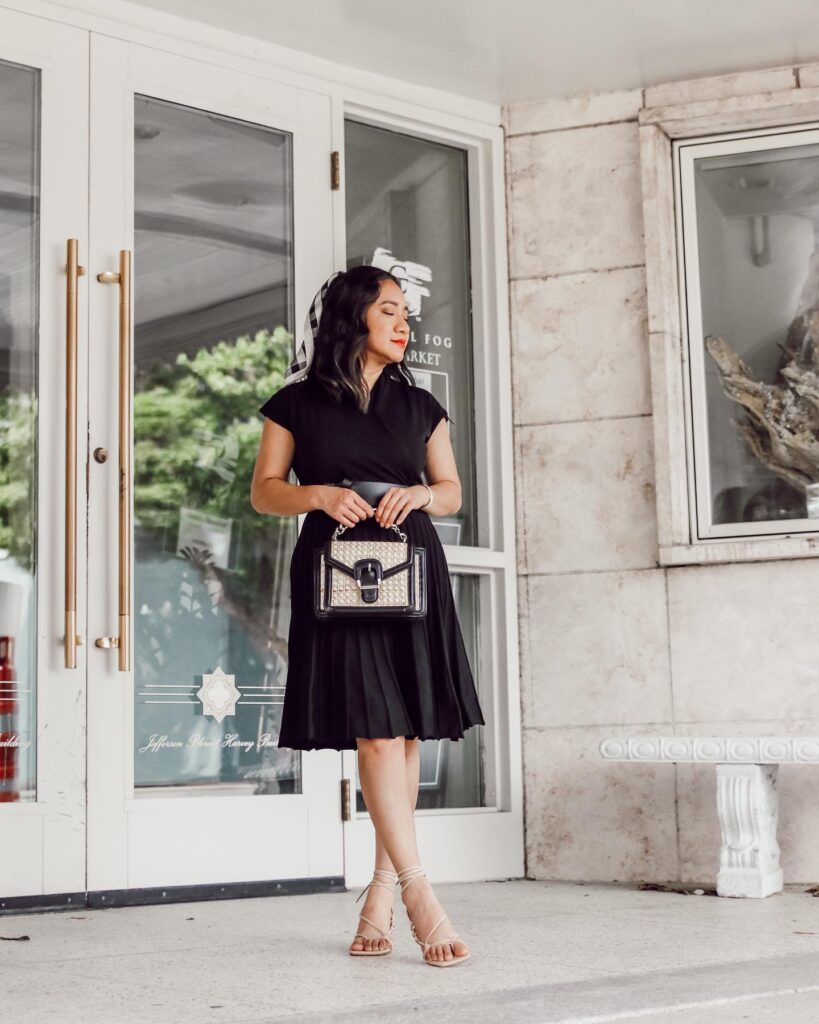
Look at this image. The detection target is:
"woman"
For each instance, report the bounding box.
[251,265,485,967]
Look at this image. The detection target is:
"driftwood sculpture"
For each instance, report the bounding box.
[704,307,819,492]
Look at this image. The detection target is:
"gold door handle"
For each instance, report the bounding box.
[95,251,132,672]
[65,239,86,669]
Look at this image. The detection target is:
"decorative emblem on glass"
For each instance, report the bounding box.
[196,666,241,723]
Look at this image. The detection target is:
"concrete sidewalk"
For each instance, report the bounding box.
[1,880,818,1023]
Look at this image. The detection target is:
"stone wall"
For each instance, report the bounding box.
[506,65,819,884]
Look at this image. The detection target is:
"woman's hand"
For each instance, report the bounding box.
[374,485,429,528]
[318,486,375,528]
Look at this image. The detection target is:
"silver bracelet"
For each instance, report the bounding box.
[421,484,434,510]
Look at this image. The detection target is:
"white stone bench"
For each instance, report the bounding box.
[598,736,819,898]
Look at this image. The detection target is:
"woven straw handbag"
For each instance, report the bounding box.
[313,520,427,619]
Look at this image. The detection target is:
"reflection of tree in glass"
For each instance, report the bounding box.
[0,392,35,568]
[134,324,295,664]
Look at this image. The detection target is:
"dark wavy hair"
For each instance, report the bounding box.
[305,264,417,412]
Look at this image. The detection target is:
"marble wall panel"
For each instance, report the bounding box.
[644,66,797,109]
[517,573,533,729]
[519,417,658,574]
[667,560,819,723]
[526,568,671,729]
[508,122,644,280]
[523,724,679,881]
[513,424,528,574]
[504,87,642,136]
[507,65,819,884]
[511,267,650,425]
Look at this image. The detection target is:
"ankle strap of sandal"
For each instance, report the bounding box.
[355,868,399,904]
[396,865,426,894]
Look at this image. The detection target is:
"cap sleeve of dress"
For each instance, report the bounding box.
[423,390,452,442]
[258,385,294,431]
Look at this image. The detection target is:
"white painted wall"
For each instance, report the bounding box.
[505,67,819,884]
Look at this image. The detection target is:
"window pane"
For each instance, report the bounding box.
[354,572,488,811]
[693,143,819,528]
[133,95,300,795]
[344,118,477,548]
[0,59,39,803]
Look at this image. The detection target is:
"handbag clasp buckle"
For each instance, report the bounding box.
[353,559,383,604]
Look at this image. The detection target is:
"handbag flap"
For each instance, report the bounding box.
[325,539,415,577]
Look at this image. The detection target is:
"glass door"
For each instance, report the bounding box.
[87,34,341,891]
[0,10,89,902]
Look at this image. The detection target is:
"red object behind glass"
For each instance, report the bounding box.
[0,635,20,802]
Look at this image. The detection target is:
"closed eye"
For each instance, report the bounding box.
[381,302,409,318]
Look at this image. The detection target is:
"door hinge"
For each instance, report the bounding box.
[330,150,340,191]
[341,777,351,821]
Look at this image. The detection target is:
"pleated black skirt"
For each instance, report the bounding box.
[277,507,486,751]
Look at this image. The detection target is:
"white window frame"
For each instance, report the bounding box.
[679,126,819,545]
[641,89,819,566]
[332,101,523,877]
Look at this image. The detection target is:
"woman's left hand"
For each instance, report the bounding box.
[374,485,428,527]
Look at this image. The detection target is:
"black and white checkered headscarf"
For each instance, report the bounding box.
[284,270,345,386]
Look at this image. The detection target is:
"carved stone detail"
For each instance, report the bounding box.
[597,735,813,897]
[715,764,783,899]
[599,735,819,764]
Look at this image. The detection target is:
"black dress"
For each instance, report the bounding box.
[258,364,486,751]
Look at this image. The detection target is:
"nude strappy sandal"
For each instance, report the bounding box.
[397,865,472,967]
[349,867,398,956]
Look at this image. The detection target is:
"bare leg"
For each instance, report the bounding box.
[349,737,420,952]
[355,736,470,964]
[374,736,421,867]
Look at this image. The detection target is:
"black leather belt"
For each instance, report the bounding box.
[331,478,403,505]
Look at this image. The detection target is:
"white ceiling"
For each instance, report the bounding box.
[124,0,819,107]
